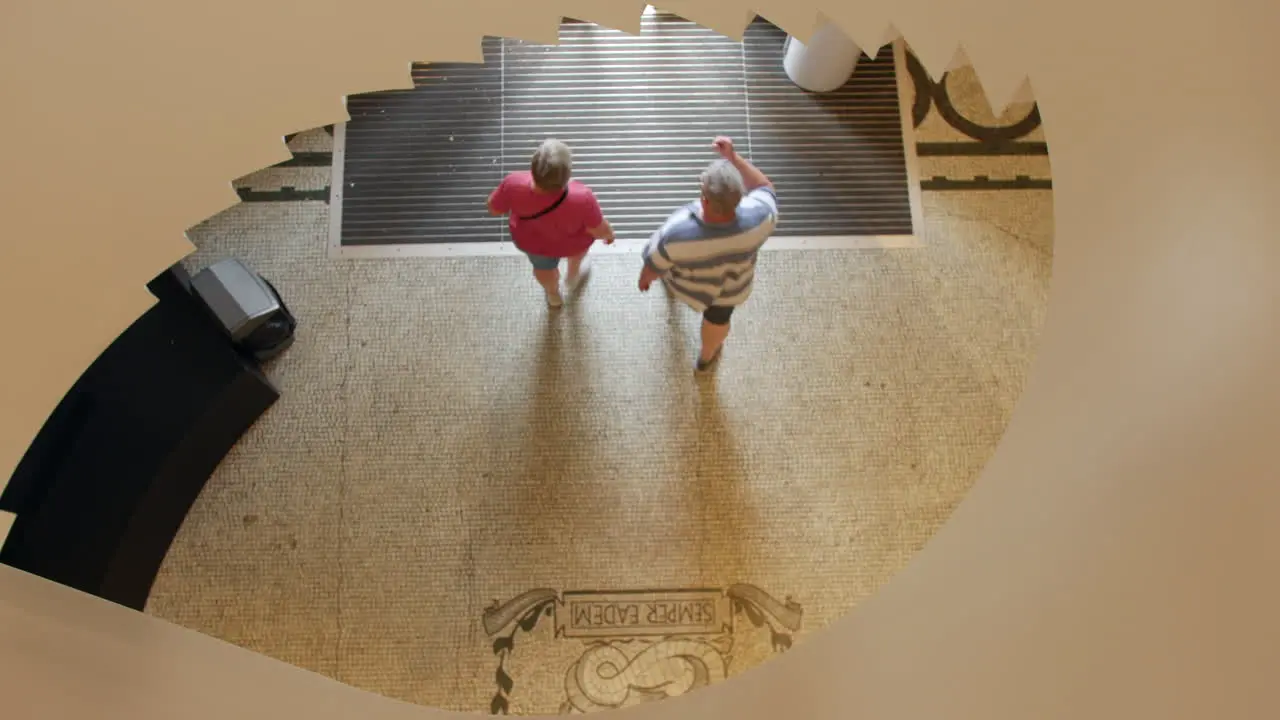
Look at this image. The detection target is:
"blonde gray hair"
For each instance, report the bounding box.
[530,139,573,191]
[700,159,745,216]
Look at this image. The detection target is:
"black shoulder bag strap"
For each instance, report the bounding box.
[517,188,570,221]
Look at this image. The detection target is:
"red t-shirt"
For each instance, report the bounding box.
[488,171,603,257]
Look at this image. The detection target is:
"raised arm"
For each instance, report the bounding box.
[713,136,772,191]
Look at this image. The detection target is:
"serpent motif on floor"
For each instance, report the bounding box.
[561,637,730,713]
[483,585,802,715]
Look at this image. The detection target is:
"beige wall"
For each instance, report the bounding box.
[1,0,1277,718]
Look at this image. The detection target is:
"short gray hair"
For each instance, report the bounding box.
[531,139,573,190]
[700,159,745,215]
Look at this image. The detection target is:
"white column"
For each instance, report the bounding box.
[782,20,861,93]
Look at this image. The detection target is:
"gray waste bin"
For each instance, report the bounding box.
[782,21,862,93]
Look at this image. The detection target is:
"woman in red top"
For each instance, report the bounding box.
[487,139,615,308]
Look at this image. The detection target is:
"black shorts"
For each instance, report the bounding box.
[702,305,735,325]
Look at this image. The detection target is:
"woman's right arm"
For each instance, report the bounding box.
[587,218,615,244]
[583,190,614,243]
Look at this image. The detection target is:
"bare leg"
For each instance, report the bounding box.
[534,267,562,307]
[700,318,731,363]
[566,250,586,278]
[566,249,591,291]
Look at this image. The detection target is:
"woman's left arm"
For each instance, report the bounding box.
[487,179,509,216]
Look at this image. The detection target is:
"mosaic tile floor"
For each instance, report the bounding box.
[146,31,1053,715]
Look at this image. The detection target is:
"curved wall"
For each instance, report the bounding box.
[1,0,1277,718]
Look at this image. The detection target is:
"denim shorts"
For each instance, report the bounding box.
[522,251,561,271]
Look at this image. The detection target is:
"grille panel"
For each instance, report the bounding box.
[338,15,914,247]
